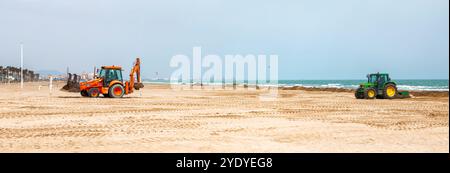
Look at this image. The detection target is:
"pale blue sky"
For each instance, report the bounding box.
[0,0,448,79]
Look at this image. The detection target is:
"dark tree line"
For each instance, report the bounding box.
[0,66,40,82]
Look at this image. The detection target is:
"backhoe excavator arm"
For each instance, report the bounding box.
[127,58,144,94]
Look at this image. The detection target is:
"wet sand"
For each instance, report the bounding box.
[0,82,448,152]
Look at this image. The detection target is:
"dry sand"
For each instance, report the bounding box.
[0,82,448,152]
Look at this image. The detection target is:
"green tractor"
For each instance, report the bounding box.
[355,73,410,99]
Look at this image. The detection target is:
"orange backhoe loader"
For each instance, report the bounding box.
[78,58,144,98]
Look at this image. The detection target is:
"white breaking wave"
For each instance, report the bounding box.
[396,85,449,91]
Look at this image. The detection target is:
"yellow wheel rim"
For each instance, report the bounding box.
[368,90,375,98]
[386,86,396,97]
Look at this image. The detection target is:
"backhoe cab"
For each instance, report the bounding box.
[79,58,144,98]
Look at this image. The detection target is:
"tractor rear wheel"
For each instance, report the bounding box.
[364,88,377,99]
[383,83,397,99]
[109,84,125,98]
[88,88,100,97]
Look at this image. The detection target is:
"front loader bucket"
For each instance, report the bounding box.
[61,73,81,92]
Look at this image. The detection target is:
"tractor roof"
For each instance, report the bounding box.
[101,66,122,70]
[369,73,389,75]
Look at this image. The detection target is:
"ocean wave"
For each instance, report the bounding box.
[396,85,449,91]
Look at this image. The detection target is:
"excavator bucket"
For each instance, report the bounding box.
[134,82,144,90]
[61,73,81,92]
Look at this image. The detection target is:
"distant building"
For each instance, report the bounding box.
[80,72,95,81]
[0,65,40,82]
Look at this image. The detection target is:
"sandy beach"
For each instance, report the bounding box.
[0,82,448,153]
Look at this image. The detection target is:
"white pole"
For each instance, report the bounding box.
[20,43,23,89]
[49,76,53,96]
[7,69,10,85]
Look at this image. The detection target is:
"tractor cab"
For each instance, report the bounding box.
[367,73,391,88]
[97,66,123,86]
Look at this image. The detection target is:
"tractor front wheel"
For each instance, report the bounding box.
[355,89,364,99]
[109,84,125,98]
[88,88,100,97]
[364,88,377,99]
[80,90,88,97]
[383,83,397,99]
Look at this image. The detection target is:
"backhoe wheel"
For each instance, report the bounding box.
[364,88,377,99]
[383,83,397,99]
[80,90,88,97]
[109,84,125,98]
[88,88,100,97]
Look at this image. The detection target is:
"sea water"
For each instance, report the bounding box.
[143,79,449,91]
